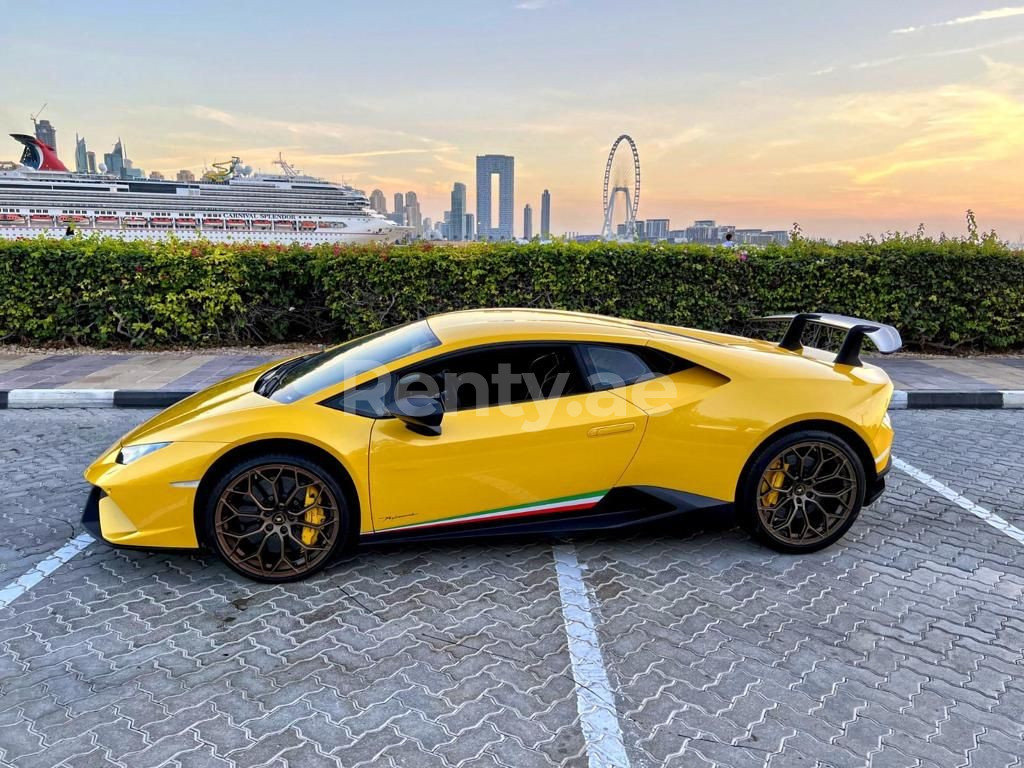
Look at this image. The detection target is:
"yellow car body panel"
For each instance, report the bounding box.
[368,390,647,531]
[83,308,896,552]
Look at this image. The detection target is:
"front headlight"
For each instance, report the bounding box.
[116,442,172,465]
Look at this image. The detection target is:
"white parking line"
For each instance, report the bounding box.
[893,457,1024,546]
[553,544,631,768]
[0,533,94,610]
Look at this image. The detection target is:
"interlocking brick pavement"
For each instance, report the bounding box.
[0,351,1022,393]
[0,409,1022,767]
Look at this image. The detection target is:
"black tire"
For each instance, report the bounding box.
[203,453,350,582]
[736,430,866,554]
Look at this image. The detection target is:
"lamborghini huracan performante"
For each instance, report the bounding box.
[83,309,901,582]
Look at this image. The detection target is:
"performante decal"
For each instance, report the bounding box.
[377,490,609,533]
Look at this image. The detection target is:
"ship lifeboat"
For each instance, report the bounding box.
[226,218,247,229]
[299,220,317,230]
[95,216,119,228]
[150,216,173,228]
[30,214,54,226]
[59,214,90,225]
[123,216,148,227]
[1,213,27,225]
[251,219,272,229]
[175,217,198,227]
[274,220,296,230]
[202,218,225,229]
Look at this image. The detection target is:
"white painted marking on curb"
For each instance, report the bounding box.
[888,390,908,410]
[0,533,94,610]
[1001,390,1024,409]
[894,457,1024,546]
[7,389,115,408]
[553,544,631,768]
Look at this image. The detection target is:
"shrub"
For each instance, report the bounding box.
[0,235,1021,351]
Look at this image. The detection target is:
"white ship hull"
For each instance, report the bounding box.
[0,224,404,245]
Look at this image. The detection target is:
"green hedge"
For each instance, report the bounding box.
[0,236,1021,351]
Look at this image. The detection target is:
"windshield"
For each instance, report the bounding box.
[266,320,441,403]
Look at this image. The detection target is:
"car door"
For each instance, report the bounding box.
[365,343,648,533]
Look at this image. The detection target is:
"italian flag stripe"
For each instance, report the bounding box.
[379,490,609,533]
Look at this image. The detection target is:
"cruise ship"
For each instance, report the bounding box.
[0,134,406,244]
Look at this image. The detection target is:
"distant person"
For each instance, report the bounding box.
[723,232,736,248]
[64,225,74,238]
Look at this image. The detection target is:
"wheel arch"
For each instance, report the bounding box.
[193,438,362,548]
[737,418,877,499]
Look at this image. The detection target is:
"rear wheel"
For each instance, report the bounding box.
[204,454,349,582]
[737,431,866,553]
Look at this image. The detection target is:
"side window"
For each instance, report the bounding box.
[580,344,691,390]
[333,374,394,418]
[401,344,585,411]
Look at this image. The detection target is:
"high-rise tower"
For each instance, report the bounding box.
[540,189,551,238]
[475,155,514,240]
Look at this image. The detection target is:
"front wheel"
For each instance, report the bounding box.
[204,454,349,582]
[737,431,866,553]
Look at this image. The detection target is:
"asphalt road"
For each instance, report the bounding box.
[0,409,1022,768]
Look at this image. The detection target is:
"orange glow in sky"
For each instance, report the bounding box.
[2,0,1023,241]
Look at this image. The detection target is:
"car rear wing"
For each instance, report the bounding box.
[761,313,902,367]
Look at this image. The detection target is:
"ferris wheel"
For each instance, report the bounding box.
[601,134,640,240]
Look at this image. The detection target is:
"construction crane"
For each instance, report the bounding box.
[29,103,47,130]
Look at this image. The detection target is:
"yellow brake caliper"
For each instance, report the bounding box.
[764,460,786,507]
[301,485,324,546]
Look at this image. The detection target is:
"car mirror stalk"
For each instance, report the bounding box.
[387,394,444,436]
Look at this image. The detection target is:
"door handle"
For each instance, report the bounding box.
[588,423,636,438]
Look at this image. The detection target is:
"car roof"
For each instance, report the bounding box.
[425,308,693,346]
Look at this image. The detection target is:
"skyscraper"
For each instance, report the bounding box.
[369,189,387,214]
[74,135,88,174]
[404,192,422,235]
[34,120,57,151]
[464,214,474,242]
[523,204,533,240]
[103,139,125,178]
[540,189,551,238]
[176,169,196,183]
[475,155,514,240]
[393,193,405,225]
[86,151,97,174]
[646,218,670,240]
[450,182,467,241]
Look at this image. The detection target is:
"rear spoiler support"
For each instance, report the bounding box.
[763,313,902,367]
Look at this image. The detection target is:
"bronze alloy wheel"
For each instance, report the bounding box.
[213,463,341,580]
[755,440,860,547]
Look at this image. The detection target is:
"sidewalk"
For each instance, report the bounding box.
[0,350,1022,393]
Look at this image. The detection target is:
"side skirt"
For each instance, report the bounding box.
[359,486,731,546]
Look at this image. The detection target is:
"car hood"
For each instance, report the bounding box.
[119,361,282,446]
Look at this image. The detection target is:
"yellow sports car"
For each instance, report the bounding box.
[83,309,901,582]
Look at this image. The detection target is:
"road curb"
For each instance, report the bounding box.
[886,390,1024,410]
[0,388,1022,410]
[0,389,193,409]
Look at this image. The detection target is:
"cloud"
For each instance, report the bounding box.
[852,33,1024,70]
[515,0,548,8]
[649,126,711,153]
[893,5,1024,34]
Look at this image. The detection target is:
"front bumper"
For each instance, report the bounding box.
[82,483,202,550]
[83,441,224,549]
[81,485,106,543]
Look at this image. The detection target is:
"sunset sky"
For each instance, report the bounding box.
[2,0,1023,240]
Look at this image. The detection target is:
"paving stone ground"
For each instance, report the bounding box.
[0,409,1022,767]
[0,351,1022,392]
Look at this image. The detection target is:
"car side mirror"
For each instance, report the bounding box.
[387,394,444,436]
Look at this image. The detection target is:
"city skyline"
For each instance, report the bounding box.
[3,1,1024,239]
